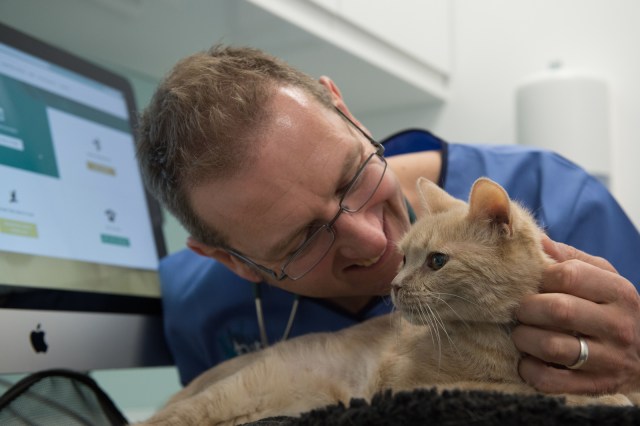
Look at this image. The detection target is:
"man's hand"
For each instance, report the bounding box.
[512,236,640,395]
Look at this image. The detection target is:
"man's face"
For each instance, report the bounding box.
[189,86,410,300]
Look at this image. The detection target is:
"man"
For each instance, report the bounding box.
[137,45,640,396]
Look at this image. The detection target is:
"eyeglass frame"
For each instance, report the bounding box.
[226,107,387,281]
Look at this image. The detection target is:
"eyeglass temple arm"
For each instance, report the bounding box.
[333,107,385,156]
[227,248,283,281]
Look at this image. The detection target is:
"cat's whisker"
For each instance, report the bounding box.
[435,292,481,309]
[433,291,507,327]
[405,292,431,330]
[424,296,465,364]
[422,302,444,368]
[441,291,504,323]
[408,303,439,364]
[429,302,460,357]
[416,303,438,349]
[432,294,471,330]
[414,303,431,330]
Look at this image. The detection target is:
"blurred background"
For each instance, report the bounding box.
[1,0,639,420]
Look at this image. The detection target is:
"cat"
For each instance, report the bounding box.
[141,177,633,426]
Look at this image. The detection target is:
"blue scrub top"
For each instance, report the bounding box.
[159,129,640,385]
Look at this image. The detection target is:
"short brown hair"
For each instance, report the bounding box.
[136,45,333,247]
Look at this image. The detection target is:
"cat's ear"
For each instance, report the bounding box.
[416,177,464,214]
[468,178,513,236]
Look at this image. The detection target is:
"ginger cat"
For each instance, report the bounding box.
[142,177,633,426]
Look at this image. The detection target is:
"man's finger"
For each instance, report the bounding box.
[512,324,592,368]
[541,259,623,304]
[518,355,620,395]
[542,235,617,273]
[516,292,615,337]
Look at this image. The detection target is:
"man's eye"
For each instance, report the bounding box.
[426,252,449,271]
[305,223,324,239]
[337,152,367,199]
[284,224,322,258]
[336,179,355,199]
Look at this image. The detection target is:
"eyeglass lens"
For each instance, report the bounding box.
[282,154,386,279]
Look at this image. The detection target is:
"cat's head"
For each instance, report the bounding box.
[391,177,552,326]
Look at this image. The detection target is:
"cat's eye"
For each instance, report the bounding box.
[426,252,449,270]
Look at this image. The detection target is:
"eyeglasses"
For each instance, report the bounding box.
[227,108,387,281]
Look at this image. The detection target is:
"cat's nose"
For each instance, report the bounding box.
[390,280,402,295]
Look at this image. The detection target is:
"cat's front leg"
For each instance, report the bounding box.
[140,356,353,425]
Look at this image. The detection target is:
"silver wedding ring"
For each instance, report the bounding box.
[567,335,589,370]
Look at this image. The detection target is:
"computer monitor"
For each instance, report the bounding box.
[0,22,173,373]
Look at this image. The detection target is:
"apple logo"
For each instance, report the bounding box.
[30,323,48,353]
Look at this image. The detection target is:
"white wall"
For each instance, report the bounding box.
[360,0,640,229]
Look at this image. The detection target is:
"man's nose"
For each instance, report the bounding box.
[332,208,386,259]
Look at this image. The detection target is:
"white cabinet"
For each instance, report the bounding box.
[0,0,450,114]
[308,0,451,75]
[246,0,451,110]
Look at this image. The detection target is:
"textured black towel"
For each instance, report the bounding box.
[248,388,640,426]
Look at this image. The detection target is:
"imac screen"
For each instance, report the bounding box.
[0,22,172,373]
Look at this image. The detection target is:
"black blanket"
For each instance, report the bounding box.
[248,388,640,426]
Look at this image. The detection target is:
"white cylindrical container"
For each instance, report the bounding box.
[515,67,611,184]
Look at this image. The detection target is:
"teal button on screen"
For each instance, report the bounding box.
[100,234,130,247]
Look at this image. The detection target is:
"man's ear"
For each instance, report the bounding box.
[186,237,263,283]
[318,76,370,135]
